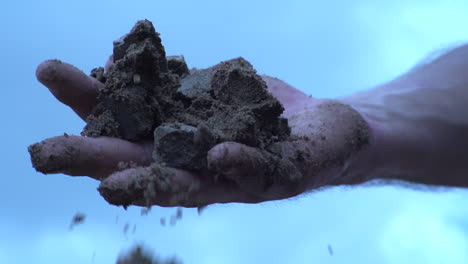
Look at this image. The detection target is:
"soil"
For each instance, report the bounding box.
[82,20,291,205]
[84,20,289,172]
[117,244,180,264]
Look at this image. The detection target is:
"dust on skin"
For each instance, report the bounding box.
[28,141,79,174]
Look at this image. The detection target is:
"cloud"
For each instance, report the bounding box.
[351,0,468,80]
[26,226,129,264]
[380,193,468,264]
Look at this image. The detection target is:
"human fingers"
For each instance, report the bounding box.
[207,100,372,198]
[36,60,102,120]
[98,164,263,208]
[28,135,153,180]
[207,141,305,200]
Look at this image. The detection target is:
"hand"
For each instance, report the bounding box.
[339,44,468,188]
[30,60,370,208]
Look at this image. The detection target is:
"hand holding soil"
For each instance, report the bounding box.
[28,20,370,208]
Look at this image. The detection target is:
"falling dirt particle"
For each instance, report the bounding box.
[115,215,119,224]
[160,218,166,226]
[170,215,177,226]
[69,212,86,230]
[175,207,183,220]
[327,244,334,256]
[141,207,151,216]
[296,150,305,162]
[197,206,207,215]
[123,223,129,234]
[132,224,137,234]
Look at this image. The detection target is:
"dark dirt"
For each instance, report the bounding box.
[123,223,129,234]
[83,19,289,174]
[117,244,181,264]
[69,212,86,230]
[197,206,207,215]
[77,19,292,207]
[175,208,183,219]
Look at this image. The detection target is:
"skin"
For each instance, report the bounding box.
[31,44,468,207]
[340,44,468,188]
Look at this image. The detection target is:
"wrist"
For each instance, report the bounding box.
[330,115,381,186]
[339,90,468,188]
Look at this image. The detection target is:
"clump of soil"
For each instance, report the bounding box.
[116,244,181,264]
[84,20,289,173]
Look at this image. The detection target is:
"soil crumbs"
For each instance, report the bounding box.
[117,245,181,264]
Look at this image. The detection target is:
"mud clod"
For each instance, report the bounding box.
[117,245,181,264]
[83,19,176,141]
[85,19,291,206]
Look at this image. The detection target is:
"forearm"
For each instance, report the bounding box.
[338,45,468,188]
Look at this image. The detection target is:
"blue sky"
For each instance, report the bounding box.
[2,0,468,263]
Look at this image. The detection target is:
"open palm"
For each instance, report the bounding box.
[29,60,369,208]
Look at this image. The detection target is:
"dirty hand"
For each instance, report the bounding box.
[30,60,370,208]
